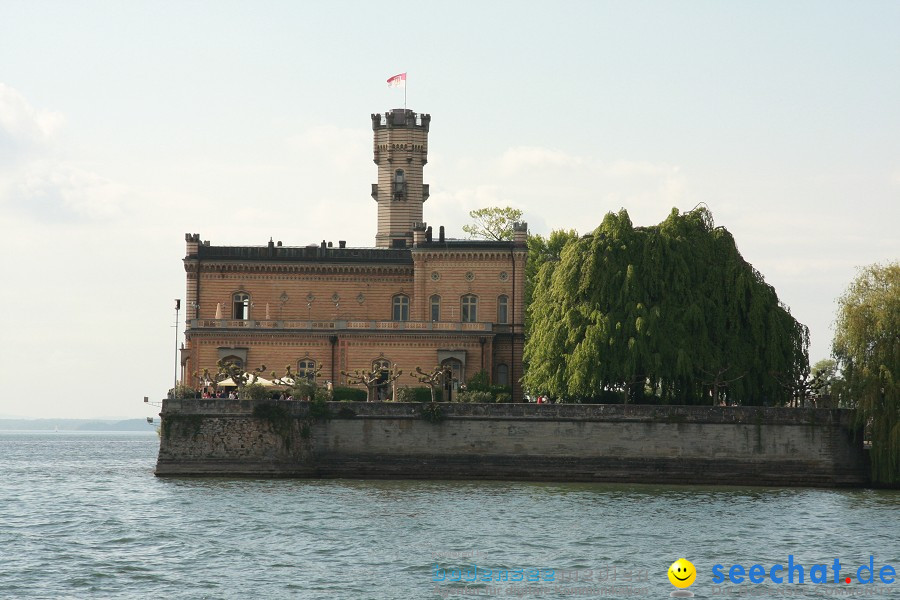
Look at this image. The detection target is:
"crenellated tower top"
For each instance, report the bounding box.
[371,109,430,248]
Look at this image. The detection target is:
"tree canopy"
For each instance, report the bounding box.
[523,207,809,405]
[832,261,899,484]
[526,229,579,335]
[462,206,523,241]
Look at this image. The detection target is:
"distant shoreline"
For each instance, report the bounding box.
[0,418,157,432]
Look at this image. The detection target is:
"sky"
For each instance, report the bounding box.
[1,1,897,418]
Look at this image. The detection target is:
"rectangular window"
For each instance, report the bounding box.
[497,295,509,324]
[393,295,409,321]
[431,296,441,322]
[461,295,477,323]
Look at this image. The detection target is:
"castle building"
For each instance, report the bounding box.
[181,109,526,401]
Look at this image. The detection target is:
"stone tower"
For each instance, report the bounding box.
[371,108,430,248]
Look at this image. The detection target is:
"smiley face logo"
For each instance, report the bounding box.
[668,558,697,589]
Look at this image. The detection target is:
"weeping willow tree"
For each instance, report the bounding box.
[833,262,899,485]
[524,207,809,405]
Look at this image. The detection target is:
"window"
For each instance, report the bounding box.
[232,293,250,320]
[373,358,391,401]
[392,294,409,321]
[220,356,244,370]
[430,295,441,322]
[497,295,509,324]
[461,294,478,323]
[297,359,317,382]
[441,358,463,402]
[496,364,509,387]
[393,169,406,200]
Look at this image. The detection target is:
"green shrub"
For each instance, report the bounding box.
[240,383,270,401]
[395,387,442,403]
[308,397,332,420]
[579,390,627,404]
[393,387,415,403]
[457,390,493,403]
[420,402,444,423]
[169,384,198,399]
[489,385,512,397]
[466,370,491,392]
[332,386,368,402]
[290,381,330,403]
[495,392,512,403]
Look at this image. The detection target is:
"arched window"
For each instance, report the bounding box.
[461,294,478,323]
[220,356,244,370]
[393,169,406,200]
[497,295,509,324]
[441,358,463,402]
[392,294,409,321]
[430,295,441,322]
[372,358,391,401]
[232,292,250,320]
[297,359,317,382]
[496,364,509,387]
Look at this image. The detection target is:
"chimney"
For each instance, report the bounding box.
[327,241,333,248]
[425,226,432,242]
[339,240,346,248]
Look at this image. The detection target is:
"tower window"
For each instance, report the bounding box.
[497,295,509,324]
[392,294,409,321]
[430,295,441,322]
[461,294,478,323]
[393,169,406,200]
[232,292,250,320]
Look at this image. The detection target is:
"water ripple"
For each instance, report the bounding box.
[1,432,899,598]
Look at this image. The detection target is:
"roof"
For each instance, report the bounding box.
[192,245,413,264]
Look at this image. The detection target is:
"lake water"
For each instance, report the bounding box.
[0,432,898,599]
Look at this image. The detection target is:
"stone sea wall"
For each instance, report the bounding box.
[154,400,870,487]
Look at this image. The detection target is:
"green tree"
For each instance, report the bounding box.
[523,207,809,406]
[462,206,523,241]
[832,262,900,484]
[810,358,846,407]
[526,229,579,335]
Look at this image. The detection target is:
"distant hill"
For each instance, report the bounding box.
[0,418,156,432]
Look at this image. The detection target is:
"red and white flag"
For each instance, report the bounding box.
[387,73,406,88]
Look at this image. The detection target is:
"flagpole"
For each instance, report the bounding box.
[404,74,407,111]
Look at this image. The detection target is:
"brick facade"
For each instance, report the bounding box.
[182,109,526,401]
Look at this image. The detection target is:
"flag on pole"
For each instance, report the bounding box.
[387,73,406,88]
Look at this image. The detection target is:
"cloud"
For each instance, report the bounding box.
[0,83,64,162]
[0,160,129,221]
[285,124,370,172]
[498,146,586,174]
[428,145,689,236]
[0,83,129,222]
